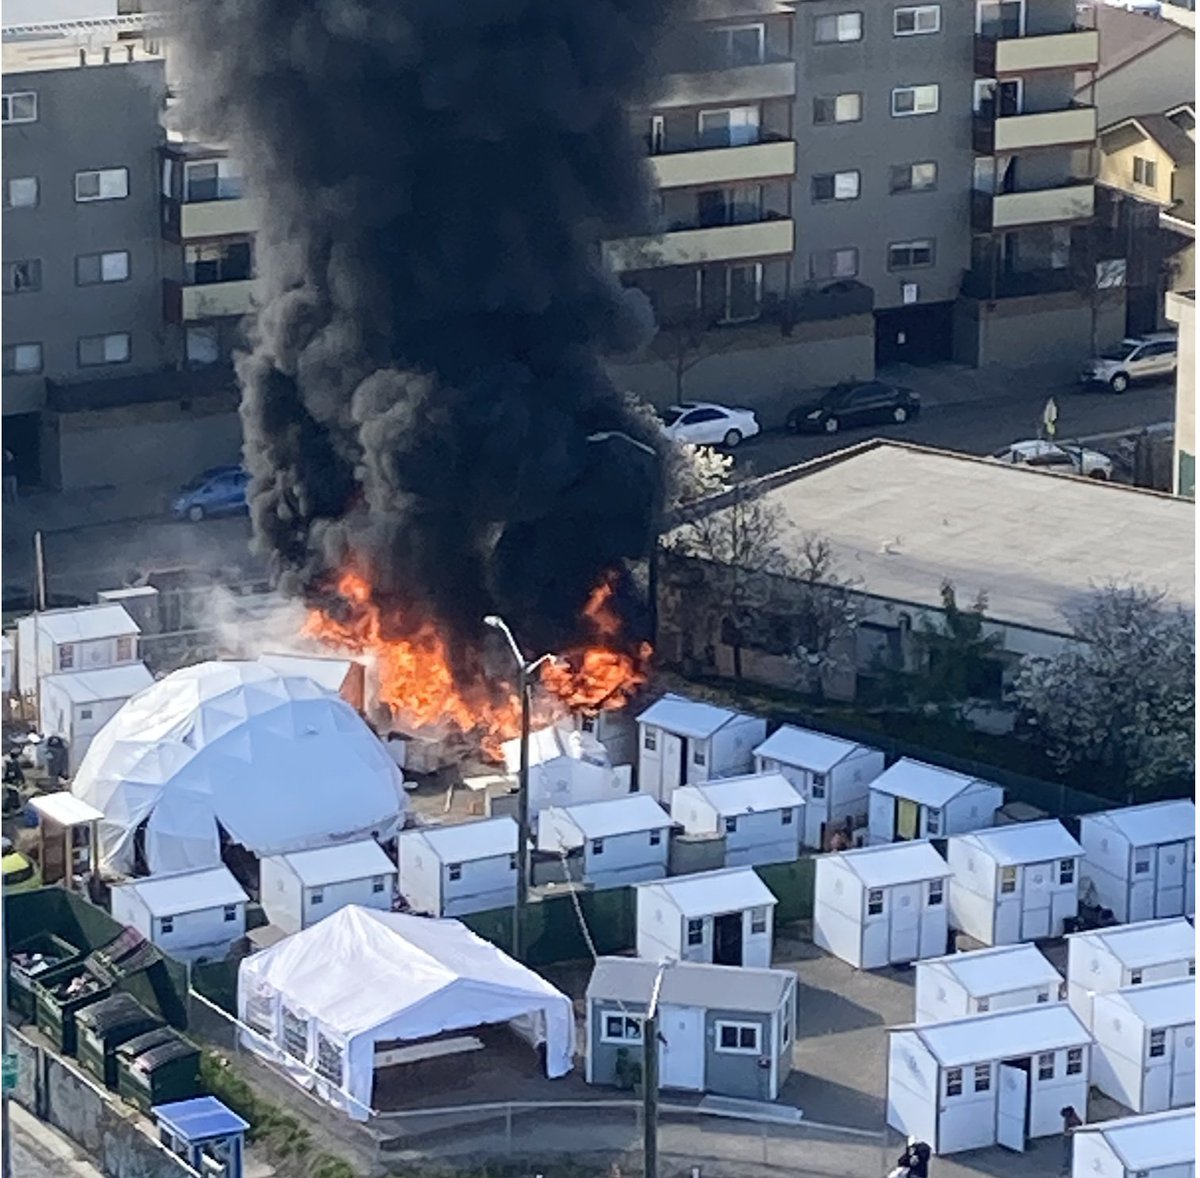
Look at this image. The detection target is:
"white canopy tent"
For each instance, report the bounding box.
[71,660,407,875]
[237,905,575,1119]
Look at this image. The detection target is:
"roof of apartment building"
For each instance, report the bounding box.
[1103,110,1196,164]
[2,29,163,75]
[670,441,1195,636]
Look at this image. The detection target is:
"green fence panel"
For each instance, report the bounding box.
[756,859,814,925]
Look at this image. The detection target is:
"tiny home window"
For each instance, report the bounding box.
[1188,960,1195,976]
[58,644,76,670]
[811,774,826,799]
[1058,981,1068,1000]
[973,1064,990,1092]
[310,889,324,904]
[694,747,707,767]
[649,829,662,846]
[602,1014,643,1043]
[927,880,944,907]
[509,854,518,870]
[867,889,884,916]
[592,839,606,855]
[750,906,768,934]
[926,808,941,835]
[80,708,93,721]
[977,997,990,1012]
[725,816,738,834]
[223,905,237,922]
[644,730,657,751]
[716,1022,760,1053]
[1058,859,1075,885]
[372,876,386,893]
[1000,867,1017,894]
[115,636,134,660]
[160,915,175,934]
[687,918,704,946]
[781,809,793,826]
[1133,854,1151,875]
[1036,990,1049,1003]
[782,1011,792,1045]
[1037,1052,1055,1080]
[945,1067,963,1097]
[448,864,462,882]
[1149,1030,1167,1058]
[581,716,596,733]
[1130,969,1143,985]
[1066,1048,1083,1075]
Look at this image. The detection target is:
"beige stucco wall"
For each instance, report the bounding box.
[1166,289,1195,497]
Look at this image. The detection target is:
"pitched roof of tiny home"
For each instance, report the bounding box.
[678,773,803,817]
[1076,1109,1196,1172]
[1084,799,1197,847]
[902,1004,1090,1067]
[920,944,1061,996]
[868,758,991,807]
[636,693,740,739]
[587,956,793,1013]
[42,662,154,703]
[38,603,140,642]
[1069,917,1196,968]
[1099,978,1195,1027]
[753,725,865,772]
[502,723,607,772]
[829,841,952,888]
[953,820,1082,866]
[407,816,519,862]
[273,838,395,886]
[118,865,248,917]
[543,795,672,843]
[638,866,777,918]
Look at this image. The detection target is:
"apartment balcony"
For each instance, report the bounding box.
[971,182,1095,231]
[961,266,1078,300]
[604,215,794,272]
[974,28,1099,75]
[164,279,257,322]
[973,105,1097,154]
[650,138,796,190]
[179,197,261,239]
[647,59,796,111]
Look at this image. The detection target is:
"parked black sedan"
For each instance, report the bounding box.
[785,381,920,434]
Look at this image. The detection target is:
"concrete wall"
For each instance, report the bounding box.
[9,1026,199,1178]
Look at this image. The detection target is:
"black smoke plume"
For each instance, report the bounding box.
[169,0,674,665]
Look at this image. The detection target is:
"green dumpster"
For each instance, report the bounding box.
[8,932,85,1022]
[76,994,161,1090]
[34,964,112,1056]
[116,1027,202,1112]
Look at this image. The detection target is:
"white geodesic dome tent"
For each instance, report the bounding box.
[72,660,407,875]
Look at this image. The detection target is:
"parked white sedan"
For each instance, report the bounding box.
[660,402,761,448]
[993,439,1114,480]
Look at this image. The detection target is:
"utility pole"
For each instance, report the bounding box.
[2,875,11,1178]
[643,963,668,1178]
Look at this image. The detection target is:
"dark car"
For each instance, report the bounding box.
[171,465,250,522]
[786,381,920,435]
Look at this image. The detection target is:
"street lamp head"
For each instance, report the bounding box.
[483,615,504,629]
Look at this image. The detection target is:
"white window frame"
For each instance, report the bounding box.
[371,876,386,894]
[974,77,1024,115]
[976,0,1027,36]
[945,1067,963,1096]
[709,22,766,65]
[601,1013,644,1044]
[1148,1030,1167,1058]
[781,808,793,826]
[724,815,739,834]
[223,904,238,922]
[888,239,935,270]
[926,808,942,835]
[115,635,134,661]
[1059,858,1075,885]
[75,167,129,203]
[649,828,662,846]
[715,1020,762,1055]
[810,247,859,281]
[891,161,938,194]
[447,862,462,882]
[814,92,862,125]
[974,1063,991,1091]
[644,729,657,752]
[813,170,861,202]
[697,105,761,148]
[750,906,768,934]
[1,91,38,125]
[592,838,605,855]
[811,774,827,799]
[76,250,130,286]
[1066,1047,1084,1075]
[1000,865,1018,894]
[814,12,863,43]
[927,879,944,907]
[160,916,175,934]
[867,888,884,916]
[57,644,75,670]
[1037,1051,1055,1080]
[894,5,941,35]
[891,85,940,117]
[5,177,38,209]
[686,918,704,946]
[310,888,324,905]
[77,331,131,368]
[183,157,245,202]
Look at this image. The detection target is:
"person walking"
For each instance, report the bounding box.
[889,1138,931,1178]
[1060,1105,1083,1177]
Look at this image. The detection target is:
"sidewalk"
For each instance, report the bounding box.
[10,1103,105,1178]
[3,475,182,549]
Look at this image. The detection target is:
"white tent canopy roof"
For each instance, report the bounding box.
[71,660,407,875]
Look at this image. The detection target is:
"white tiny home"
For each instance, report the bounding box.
[915,944,1064,1024]
[1071,1109,1196,1178]
[110,866,248,963]
[501,724,629,816]
[17,603,140,698]
[887,1004,1092,1155]
[670,773,804,868]
[39,663,154,774]
[813,842,953,970]
[536,795,673,889]
[636,867,777,969]
[868,759,1004,845]
[636,694,766,803]
[1079,800,1196,923]
[571,709,637,768]
[1066,918,1196,1031]
[753,724,884,850]
[397,817,518,917]
[259,838,397,935]
[1091,979,1195,1113]
[947,821,1083,945]
[2,634,13,694]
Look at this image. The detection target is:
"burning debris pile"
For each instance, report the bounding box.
[169,0,678,749]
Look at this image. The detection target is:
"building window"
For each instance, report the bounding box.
[76,250,130,286]
[781,808,793,826]
[1066,1048,1083,1075]
[974,1064,991,1092]
[5,177,38,208]
[1059,859,1075,885]
[644,730,657,752]
[649,829,662,846]
[694,747,707,767]
[890,161,938,194]
[945,1067,963,1097]
[698,105,760,148]
[814,92,862,125]
[888,239,935,270]
[77,331,131,367]
[716,1021,761,1053]
[1149,1030,1166,1058]
[867,889,884,916]
[1130,969,1143,985]
[1037,1052,1055,1080]
[687,918,704,946]
[57,644,75,670]
[592,838,605,855]
[894,5,940,35]
[115,636,134,661]
[1132,157,1158,188]
[1,91,37,124]
[186,325,221,366]
[722,261,763,324]
[183,157,245,202]
[708,23,766,66]
[810,247,859,280]
[928,880,944,906]
[223,904,238,922]
[812,170,860,202]
[160,916,175,934]
[602,1014,644,1043]
[750,906,768,934]
[447,863,462,882]
[1133,854,1151,875]
[926,808,941,835]
[814,12,862,42]
[725,816,739,834]
[184,239,254,285]
[310,888,324,904]
[811,774,827,799]
[371,876,386,893]
[75,167,129,202]
[2,260,41,294]
[891,85,939,117]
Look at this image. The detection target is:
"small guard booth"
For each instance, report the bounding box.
[753,724,884,850]
[1078,799,1196,923]
[536,794,673,889]
[259,838,397,934]
[636,867,777,968]
[813,842,952,970]
[154,1096,248,1178]
[1091,978,1195,1113]
[26,792,103,890]
[867,759,1004,845]
[887,1003,1092,1155]
[914,943,1064,1024]
[947,820,1083,945]
[669,773,804,868]
[1070,1108,1196,1178]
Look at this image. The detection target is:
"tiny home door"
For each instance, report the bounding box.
[889,884,921,963]
[1156,843,1187,916]
[658,1006,705,1091]
[996,1060,1029,1151]
[661,732,686,798]
[713,911,743,966]
[895,798,920,841]
[1129,844,1157,923]
[1171,1026,1195,1107]
[1020,863,1052,939]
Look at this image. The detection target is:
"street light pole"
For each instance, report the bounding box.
[643,962,669,1178]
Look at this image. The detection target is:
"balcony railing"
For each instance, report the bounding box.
[646,59,797,111]
[604,216,794,272]
[164,278,257,322]
[961,266,1078,300]
[650,139,796,189]
[973,105,1097,154]
[974,28,1099,75]
[161,196,261,241]
[972,182,1095,231]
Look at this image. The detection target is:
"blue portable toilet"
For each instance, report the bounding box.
[153,1096,248,1178]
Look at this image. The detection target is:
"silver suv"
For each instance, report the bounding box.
[1081,332,1178,394]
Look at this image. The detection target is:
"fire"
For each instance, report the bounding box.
[301,569,650,758]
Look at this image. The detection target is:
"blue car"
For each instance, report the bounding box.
[172,465,250,521]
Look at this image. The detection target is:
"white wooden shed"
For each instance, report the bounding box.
[814,841,952,970]
[1066,917,1196,1031]
[914,944,1064,1024]
[887,1004,1092,1155]
[39,662,154,775]
[17,603,140,699]
[397,817,518,917]
[867,758,1004,845]
[571,709,637,768]
[1071,1109,1196,1178]
[1091,978,1196,1113]
[501,724,629,816]
[636,867,777,969]
[670,773,803,868]
[1079,800,1196,923]
[636,694,766,803]
[753,724,884,850]
[947,821,1083,946]
[259,838,397,935]
[110,866,248,963]
[536,795,673,889]
[2,634,13,695]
